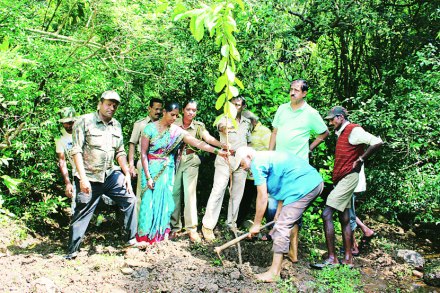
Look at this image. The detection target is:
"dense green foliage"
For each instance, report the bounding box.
[0,0,438,228]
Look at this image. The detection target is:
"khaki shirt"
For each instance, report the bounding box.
[71,112,126,183]
[174,118,206,152]
[129,117,152,156]
[217,115,251,150]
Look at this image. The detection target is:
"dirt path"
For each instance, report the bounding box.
[0,214,438,292]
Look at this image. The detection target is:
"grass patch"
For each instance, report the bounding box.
[311,265,362,293]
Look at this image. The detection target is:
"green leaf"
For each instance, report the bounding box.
[214,75,227,93]
[174,8,204,21]
[226,66,235,82]
[235,0,245,10]
[218,57,228,73]
[213,3,224,15]
[235,77,244,89]
[1,175,22,194]
[215,93,226,110]
[155,3,168,14]
[190,16,196,35]
[229,85,239,97]
[194,14,206,42]
[221,44,229,57]
[0,36,9,51]
[230,43,240,61]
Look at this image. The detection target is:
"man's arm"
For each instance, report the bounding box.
[71,117,90,195]
[73,153,91,195]
[269,128,277,151]
[249,183,269,237]
[309,130,329,152]
[57,152,73,198]
[128,142,137,177]
[350,127,384,171]
[353,141,383,172]
[201,129,227,149]
[117,155,133,194]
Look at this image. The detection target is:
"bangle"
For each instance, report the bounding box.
[213,148,219,155]
[359,156,364,162]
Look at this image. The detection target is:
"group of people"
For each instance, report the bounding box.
[55,79,382,283]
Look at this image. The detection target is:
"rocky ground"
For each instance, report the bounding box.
[0,213,439,292]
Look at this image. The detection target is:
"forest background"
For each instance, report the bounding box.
[0,0,438,232]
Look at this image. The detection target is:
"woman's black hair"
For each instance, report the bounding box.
[163,101,180,112]
[183,99,198,109]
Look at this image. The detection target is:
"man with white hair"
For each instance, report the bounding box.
[234,147,324,282]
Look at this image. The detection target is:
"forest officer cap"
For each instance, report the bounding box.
[101,90,121,103]
[58,107,76,123]
[324,106,348,119]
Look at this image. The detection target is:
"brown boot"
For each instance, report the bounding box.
[288,224,299,263]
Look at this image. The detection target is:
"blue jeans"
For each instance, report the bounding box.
[348,193,361,231]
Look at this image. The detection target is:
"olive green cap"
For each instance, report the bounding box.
[58,107,76,123]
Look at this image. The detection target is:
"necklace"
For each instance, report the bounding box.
[156,121,169,133]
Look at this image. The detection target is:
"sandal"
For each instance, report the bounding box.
[310,259,339,270]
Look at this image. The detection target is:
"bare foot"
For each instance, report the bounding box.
[255,271,279,283]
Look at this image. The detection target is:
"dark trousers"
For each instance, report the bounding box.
[68,171,137,254]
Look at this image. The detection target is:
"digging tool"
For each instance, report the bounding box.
[214,220,275,263]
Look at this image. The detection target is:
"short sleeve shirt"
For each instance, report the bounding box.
[174,118,206,152]
[272,102,327,161]
[54,128,76,174]
[129,117,152,154]
[251,151,323,206]
[71,112,126,183]
[217,115,251,150]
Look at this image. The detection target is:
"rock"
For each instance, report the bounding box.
[412,270,423,278]
[395,250,424,269]
[121,267,134,275]
[423,259,440,287]
[230,270,241,280]
[31,277,58,293]
[206,283,219,291]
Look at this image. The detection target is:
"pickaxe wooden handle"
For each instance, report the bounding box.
[214,221,275,257]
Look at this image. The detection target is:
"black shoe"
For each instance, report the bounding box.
[64,252,78,260]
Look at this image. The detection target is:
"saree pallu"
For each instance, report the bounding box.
[136,123,184,244]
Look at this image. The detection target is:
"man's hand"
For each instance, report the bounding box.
[352,158,363,173]
[65,183,74,198]
[129,164,137,178]
[248,223,261,238]
[124,174,133,194]
[79,178,91,195]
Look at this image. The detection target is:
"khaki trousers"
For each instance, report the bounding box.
[202,156,247,230]
[135,160,143,217]
[171,153,201,232]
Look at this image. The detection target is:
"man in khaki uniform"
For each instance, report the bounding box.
[55,107,77,213]
[128,98,163,213]
[202,96,252,241]
[65,91,137,259]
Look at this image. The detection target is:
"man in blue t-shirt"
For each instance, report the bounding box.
[233,147,324,283]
